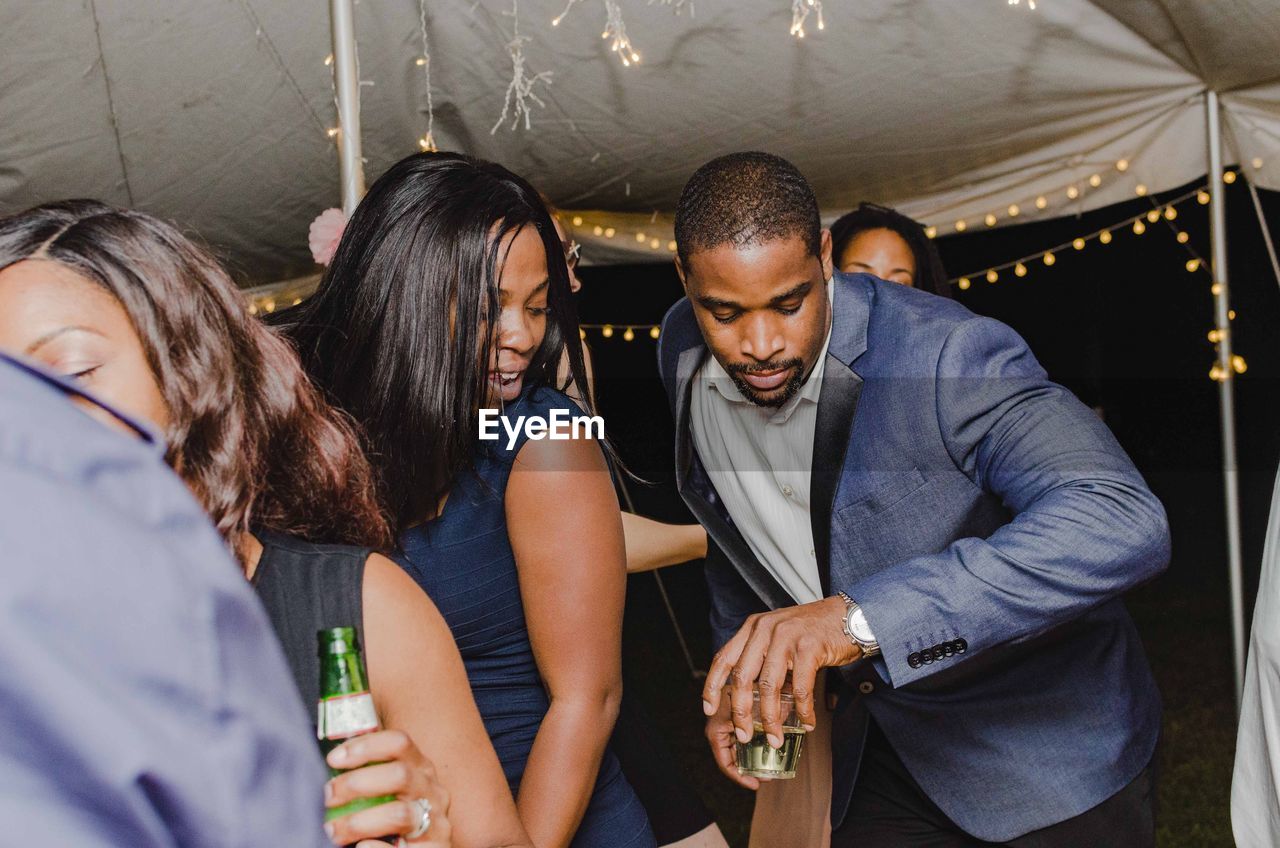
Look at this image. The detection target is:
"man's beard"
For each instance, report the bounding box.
[724,357,806,408]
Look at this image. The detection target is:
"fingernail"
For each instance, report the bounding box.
[735,726,751,743]
[702,700,714,716]
[802,723,815,732]
[767,733,782,749]
[327,746,346,767]
[323,781,334,804]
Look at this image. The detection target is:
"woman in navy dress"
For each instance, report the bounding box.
[284,152,656,848]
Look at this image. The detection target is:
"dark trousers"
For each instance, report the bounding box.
[830,720,1157,848]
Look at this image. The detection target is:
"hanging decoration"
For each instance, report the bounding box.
[790,0,824,37]
[416,0,437,151]
[492,0,553,133]
[603,1,642,65]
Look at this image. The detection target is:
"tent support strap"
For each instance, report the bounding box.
[329,0,365,215]
[1207,89,1246,712]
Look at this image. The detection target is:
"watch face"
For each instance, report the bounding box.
[848,608,875,644]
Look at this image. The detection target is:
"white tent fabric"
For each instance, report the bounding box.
[2,0,1278,282]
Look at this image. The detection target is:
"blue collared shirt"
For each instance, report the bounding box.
[0,353,331,846]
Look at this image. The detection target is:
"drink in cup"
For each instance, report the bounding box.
[734,689,807,779]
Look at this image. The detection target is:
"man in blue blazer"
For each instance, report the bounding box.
[658,153,1170,846]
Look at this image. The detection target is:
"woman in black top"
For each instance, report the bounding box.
[0,200,532,848]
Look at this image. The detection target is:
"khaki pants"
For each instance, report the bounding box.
[748,675,833,848]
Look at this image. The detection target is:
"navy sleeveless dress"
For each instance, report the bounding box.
[397,387,655,848]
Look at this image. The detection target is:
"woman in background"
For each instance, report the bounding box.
[0,200,533,848]
[283,152,655,848]
[829,202,952,297]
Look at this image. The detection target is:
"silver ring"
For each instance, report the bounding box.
[407,797,433,839]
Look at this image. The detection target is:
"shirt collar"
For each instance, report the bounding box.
[701,279,834,421]
[0,351,167,455]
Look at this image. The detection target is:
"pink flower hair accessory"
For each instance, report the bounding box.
[308,207,348,266]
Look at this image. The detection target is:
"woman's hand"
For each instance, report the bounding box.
[323,729,453,848]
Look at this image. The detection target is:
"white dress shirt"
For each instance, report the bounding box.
[690,288,833,605]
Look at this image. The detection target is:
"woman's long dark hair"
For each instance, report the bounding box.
[278,152,589,531]
[0,200,393,556]
[830,202,952,298]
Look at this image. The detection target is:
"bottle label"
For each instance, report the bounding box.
[318,691,379,741]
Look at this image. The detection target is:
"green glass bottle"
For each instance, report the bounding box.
[317,626,395,822]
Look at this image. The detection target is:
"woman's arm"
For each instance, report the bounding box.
[362,554,532,848]
[506,433,626,848]
[621,512,708,573]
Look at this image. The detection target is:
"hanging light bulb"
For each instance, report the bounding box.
[605,227,616,238]
[958,277,971,290]
[1253,157,1264,169]
[601,324,614,338]
[1146,209,1160,223]
[954,219,967,233]
[649,326,661,339]
[1186,258,1200,272]
[326,127,341,138]
[1224,170,1238,184]
[1208,329,1223,343]
[593,225,604,236]
[580,327,587,340]
[1198,189,1211,205]
[985,213,998,227]
[1099,230,1113,244]
[1233,355,1247,374]
[1164,206,1177,221]
[248,302,259,315]
[1008,204,1020,217]
[1014,262,1028,277]
[1067,185,1080,200]
[667,240,678,252]
[572,215,584,226]
[986,269,999,283]
[623,327,635,341]
[1210,363,1226,382]
[925,226,938,239]
[1089,174,1102,187]
[1132,220,1146,235]
[1073,237,1086,251]
[649,238,661,249]
[1212,283,1224,295]
[1116,159,1130,172]
[1135,184,1148,196]
[636,232,647,243]
[1035,196,1048,210]
[1229,309,1237,320]
[1043,252,1055,266]
[1177,231,1190,244]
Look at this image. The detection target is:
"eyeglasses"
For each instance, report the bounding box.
[563,239,582,270]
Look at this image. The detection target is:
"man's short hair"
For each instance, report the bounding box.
[674,152,822,268]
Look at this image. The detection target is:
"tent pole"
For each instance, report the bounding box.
[1206,89,1246,711]
[329,0,366,216]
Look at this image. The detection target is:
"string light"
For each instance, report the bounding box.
[985,213,998,227]
[954,220,967,232]
[1132,220,1146,235]
[636,232,646,243]
[1233,355,1248,374]
[650,326,661,339]
[1212,283,1223,295]
[1035,196,1048,210]
[1014,262,1028,277]
[1186,258,1201,272]
[1210,363,1226,382]
[1209,329,1223,343]
[1135,184,1148,196]
[958,277,971,290]
[604,227,616,238]
[601,324,614,338]
[1089,173,1102,187]
[491,0,553,134]
[1073,238,1086,250]
[324,53,334,66]
[1145,209,1160,223]
[1253,157,1264,169]
[667,240,678,252]
[623,327,635,341]
[1224,170,1238,184]
[551,0,585,26]
[1067,185,1080,200]
[1177,231,1190,244]
[986,269,999,283]
[326,127,340,138]
[1008,204,1020,218]
[790,0,825,38]
[603,0,642,66]
[580,327,587,339]
[593,225,604,236]
[1116,159,1129,172]
[1099,230,1112,244]
[416,0,438,152]
[1198,190,1211,205]
[925,226,938,239]
[649,238,661,249]
[1164,206,1177,220]
[1043,252,1055,266]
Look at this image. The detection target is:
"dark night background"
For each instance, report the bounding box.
[580,176,1280,846]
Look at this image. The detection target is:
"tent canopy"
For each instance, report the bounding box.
[2,0,1278,281]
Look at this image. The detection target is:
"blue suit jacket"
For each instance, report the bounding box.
[658,272,1169,841]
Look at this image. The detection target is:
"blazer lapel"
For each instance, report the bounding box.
[810,272,873,596]
[811,355,862,596]
[674,343,794,610]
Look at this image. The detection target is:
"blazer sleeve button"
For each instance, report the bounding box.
[954,638,968,654]
[907,652,922,668]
